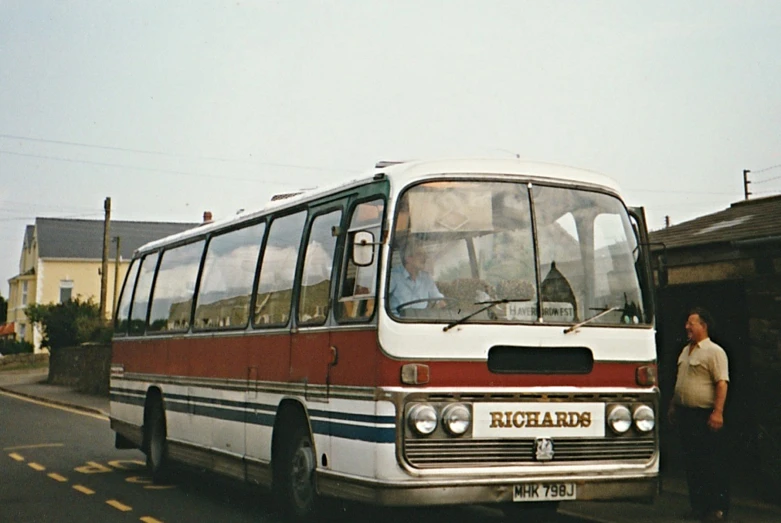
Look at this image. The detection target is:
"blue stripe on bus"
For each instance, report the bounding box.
[110,387,395,425]
[110,389,397,444]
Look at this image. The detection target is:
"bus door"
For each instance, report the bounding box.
[325,197,385,472]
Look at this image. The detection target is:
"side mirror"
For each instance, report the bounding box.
[352,231,376,267]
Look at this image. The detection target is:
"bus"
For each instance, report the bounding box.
[110,158,659,520]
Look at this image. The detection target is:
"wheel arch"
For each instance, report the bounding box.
[271,398,316,475]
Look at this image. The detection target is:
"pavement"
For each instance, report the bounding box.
[2,367,780,523]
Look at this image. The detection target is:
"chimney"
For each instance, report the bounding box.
[203,211,213,223]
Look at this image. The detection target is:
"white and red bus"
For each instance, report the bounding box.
[110,158,659,520]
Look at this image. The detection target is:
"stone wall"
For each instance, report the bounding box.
[0,352,49,369]
[47,343,112,396]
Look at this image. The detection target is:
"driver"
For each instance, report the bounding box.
[389,242,445,314]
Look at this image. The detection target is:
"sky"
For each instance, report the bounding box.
[1,1,780,297]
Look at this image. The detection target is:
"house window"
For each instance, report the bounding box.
[21,281,28,305]
[60,280,74,303]
[19,323,26,341]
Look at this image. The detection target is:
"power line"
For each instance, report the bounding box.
[0,199,99,213]
[753,163,781,175]
[0,132,357,173]
[752,173,781,185]
[0,212,104,223]
[625,187,733,195]
[0,149,302,185]
[0,132,201,159]
[0,132,260,164]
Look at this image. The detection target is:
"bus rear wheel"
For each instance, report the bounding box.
[144,400,169,483]
[276,423,317,522]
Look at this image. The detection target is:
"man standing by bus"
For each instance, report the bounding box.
[668,307,730,522]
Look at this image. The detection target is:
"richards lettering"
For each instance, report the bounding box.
[489,410,592,428]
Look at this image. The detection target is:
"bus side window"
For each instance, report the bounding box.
[254,211,306,327]
[194,222,265,330]
[337,199,384,321]
[128,252,160,336]
[298,209,342,326]
[148,240,205,333]
[114,258,139,335]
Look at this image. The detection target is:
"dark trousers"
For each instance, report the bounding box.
[676,406,730,514]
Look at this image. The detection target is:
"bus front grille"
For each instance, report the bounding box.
[403,437,655,468]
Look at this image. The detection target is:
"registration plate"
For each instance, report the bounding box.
[513,482,576,502]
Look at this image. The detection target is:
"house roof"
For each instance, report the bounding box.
[35,218,198,260]
[649,194,781,250]
[0,322,14,337]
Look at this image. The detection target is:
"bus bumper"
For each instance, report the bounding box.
[317,473,658,507]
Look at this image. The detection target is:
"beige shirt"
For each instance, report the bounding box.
[673,337,729,409]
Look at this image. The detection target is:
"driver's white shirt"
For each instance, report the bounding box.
[388,265,443,314]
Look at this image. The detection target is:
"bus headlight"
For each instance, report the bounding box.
[607,405,632,434]
[441,403,471,436]
[408,404,438,435]
[633,404,655,433]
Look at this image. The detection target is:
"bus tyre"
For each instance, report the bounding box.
[277,423,317,522]
[145,400,169,483]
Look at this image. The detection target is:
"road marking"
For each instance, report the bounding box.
[73,484,95,495]
[75,461,113,473]
[4,443,65,451]
[106,499,133,512]
[28,462,46,471]
[140,517,164,523]
[125,475,176,490]
[48,472,68,482]
[108,459,146,470]
[9,452,25,461]
[0,390,108,421]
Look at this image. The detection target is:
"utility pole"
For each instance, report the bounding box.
[743,169,751,200]
[100,197,111,323]
[113,236,121,319]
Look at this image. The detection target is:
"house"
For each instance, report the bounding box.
[649,194,781,482]
[5,217,198,352]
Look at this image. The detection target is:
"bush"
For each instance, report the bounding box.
[25,297,108,353]
[0,338,34,355]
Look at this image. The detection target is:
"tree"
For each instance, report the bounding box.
[25,297,111,352]
[0,293,7,323]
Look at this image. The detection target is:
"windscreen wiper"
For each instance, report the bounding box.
[443,298,530,332]
[563,306,621,334]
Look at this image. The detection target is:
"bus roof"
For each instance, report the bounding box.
[382,158,622,193]
[134,158,623,255]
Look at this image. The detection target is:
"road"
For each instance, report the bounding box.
[0,390,592,523]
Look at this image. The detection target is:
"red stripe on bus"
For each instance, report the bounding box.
[114,332,648,390]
